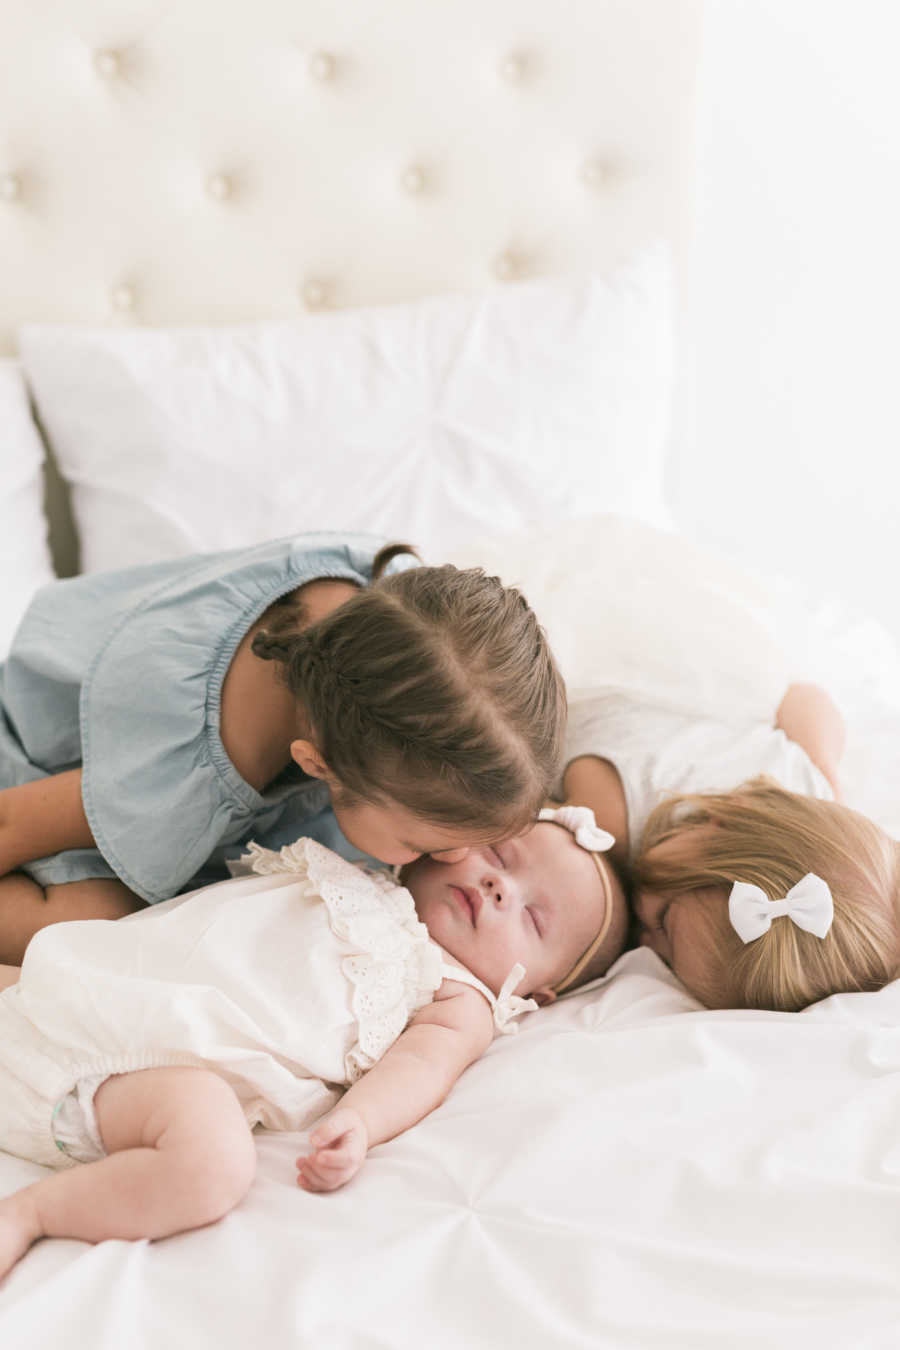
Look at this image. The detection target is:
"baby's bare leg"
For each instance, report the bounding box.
[0,874,147,965]
[0,1067,256,1279]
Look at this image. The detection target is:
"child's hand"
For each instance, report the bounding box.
[295,1107,369,1192]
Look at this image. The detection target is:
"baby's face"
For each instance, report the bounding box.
[404,822,611,1001]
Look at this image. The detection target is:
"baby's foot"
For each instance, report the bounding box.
[0,1189,42,1280]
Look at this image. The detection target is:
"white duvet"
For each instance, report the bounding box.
[3,517,900,1349]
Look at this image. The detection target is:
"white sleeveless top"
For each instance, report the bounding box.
[563,688,833,856]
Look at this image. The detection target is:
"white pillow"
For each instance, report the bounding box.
[0,360,55,657]
[19,249,673,573]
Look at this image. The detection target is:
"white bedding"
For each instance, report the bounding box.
[2,521,900,1347]
[3,943,900,1347]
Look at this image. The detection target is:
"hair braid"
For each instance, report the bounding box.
[252,557,566,834]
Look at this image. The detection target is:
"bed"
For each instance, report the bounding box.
[4,2,900,1346]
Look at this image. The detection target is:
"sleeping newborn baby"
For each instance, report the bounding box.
[0,806,629,1276]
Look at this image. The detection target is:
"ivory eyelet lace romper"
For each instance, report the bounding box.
[0,839,534,1170]
[0,531,417,902]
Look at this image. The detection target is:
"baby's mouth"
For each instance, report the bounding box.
[451,885,480,926]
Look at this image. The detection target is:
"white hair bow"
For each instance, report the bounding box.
[537,804,615,853]
[728,873,834,944]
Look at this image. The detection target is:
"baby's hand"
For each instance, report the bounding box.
[295,1108,368,1192]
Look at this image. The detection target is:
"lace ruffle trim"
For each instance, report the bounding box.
[244,839,443,1081]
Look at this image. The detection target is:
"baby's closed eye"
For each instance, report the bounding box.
[525,905,543,936]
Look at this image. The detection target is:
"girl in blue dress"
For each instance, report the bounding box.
[0,532,565,963]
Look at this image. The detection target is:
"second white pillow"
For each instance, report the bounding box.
[20,248,673,573]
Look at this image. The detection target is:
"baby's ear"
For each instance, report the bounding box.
[290,738,330,780]
[530,986,557,1007]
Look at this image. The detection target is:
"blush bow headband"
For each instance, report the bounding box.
[728,873,834,944]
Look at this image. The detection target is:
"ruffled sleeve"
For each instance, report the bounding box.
[80,533,400,903]
[244,838,444,1081]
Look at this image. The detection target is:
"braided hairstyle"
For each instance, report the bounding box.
[252,545,566,836]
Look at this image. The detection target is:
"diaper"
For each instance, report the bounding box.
[50,1074,108,1163]
[0,992,105,1170]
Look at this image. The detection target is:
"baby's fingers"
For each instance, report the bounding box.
[296,1147,352,1175]
[296,1161,332,1191]
[296,1155,352,1192]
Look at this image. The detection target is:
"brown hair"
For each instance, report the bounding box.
[252,545,566,837]
[632,777,900,1011]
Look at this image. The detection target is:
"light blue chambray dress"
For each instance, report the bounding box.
[0,532,416,903]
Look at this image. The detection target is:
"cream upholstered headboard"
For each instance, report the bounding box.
[0,0,702,571]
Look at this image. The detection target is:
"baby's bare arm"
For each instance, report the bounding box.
[0,1067,256,1280]
[776,683,846,799]
[296,983,494,1192]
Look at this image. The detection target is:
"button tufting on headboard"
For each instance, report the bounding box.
[581,159,617,189]
[494,250,522,280]
[110,283,136,313]
[0,1,701,352]
[308,51,337,82]
[301,279,331,309]
[500,51,532,83]
[400,164,427,195]
[206,173,233,201]
[93,49,122,79]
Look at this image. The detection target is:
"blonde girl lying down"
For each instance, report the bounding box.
[632,777,900,1012]
[561,680,899,1011]
[0,806,629,1278]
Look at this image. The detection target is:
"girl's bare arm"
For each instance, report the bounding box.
[0,963,20,992]
[775,683,846,799]
[296,983,495,1191]
[0,770,95,876]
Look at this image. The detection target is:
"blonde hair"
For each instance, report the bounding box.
[632,778,900,1011]
[252,546,566,838]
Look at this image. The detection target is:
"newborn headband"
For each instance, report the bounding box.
[537,805,616,995]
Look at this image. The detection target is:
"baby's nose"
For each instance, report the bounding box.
[482,874,509,906]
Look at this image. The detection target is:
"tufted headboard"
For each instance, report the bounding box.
[0,0,702,571]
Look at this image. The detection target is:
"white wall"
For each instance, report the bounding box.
[671,0,900,638]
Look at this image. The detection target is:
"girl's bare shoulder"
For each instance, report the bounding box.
[561,755,629,857]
